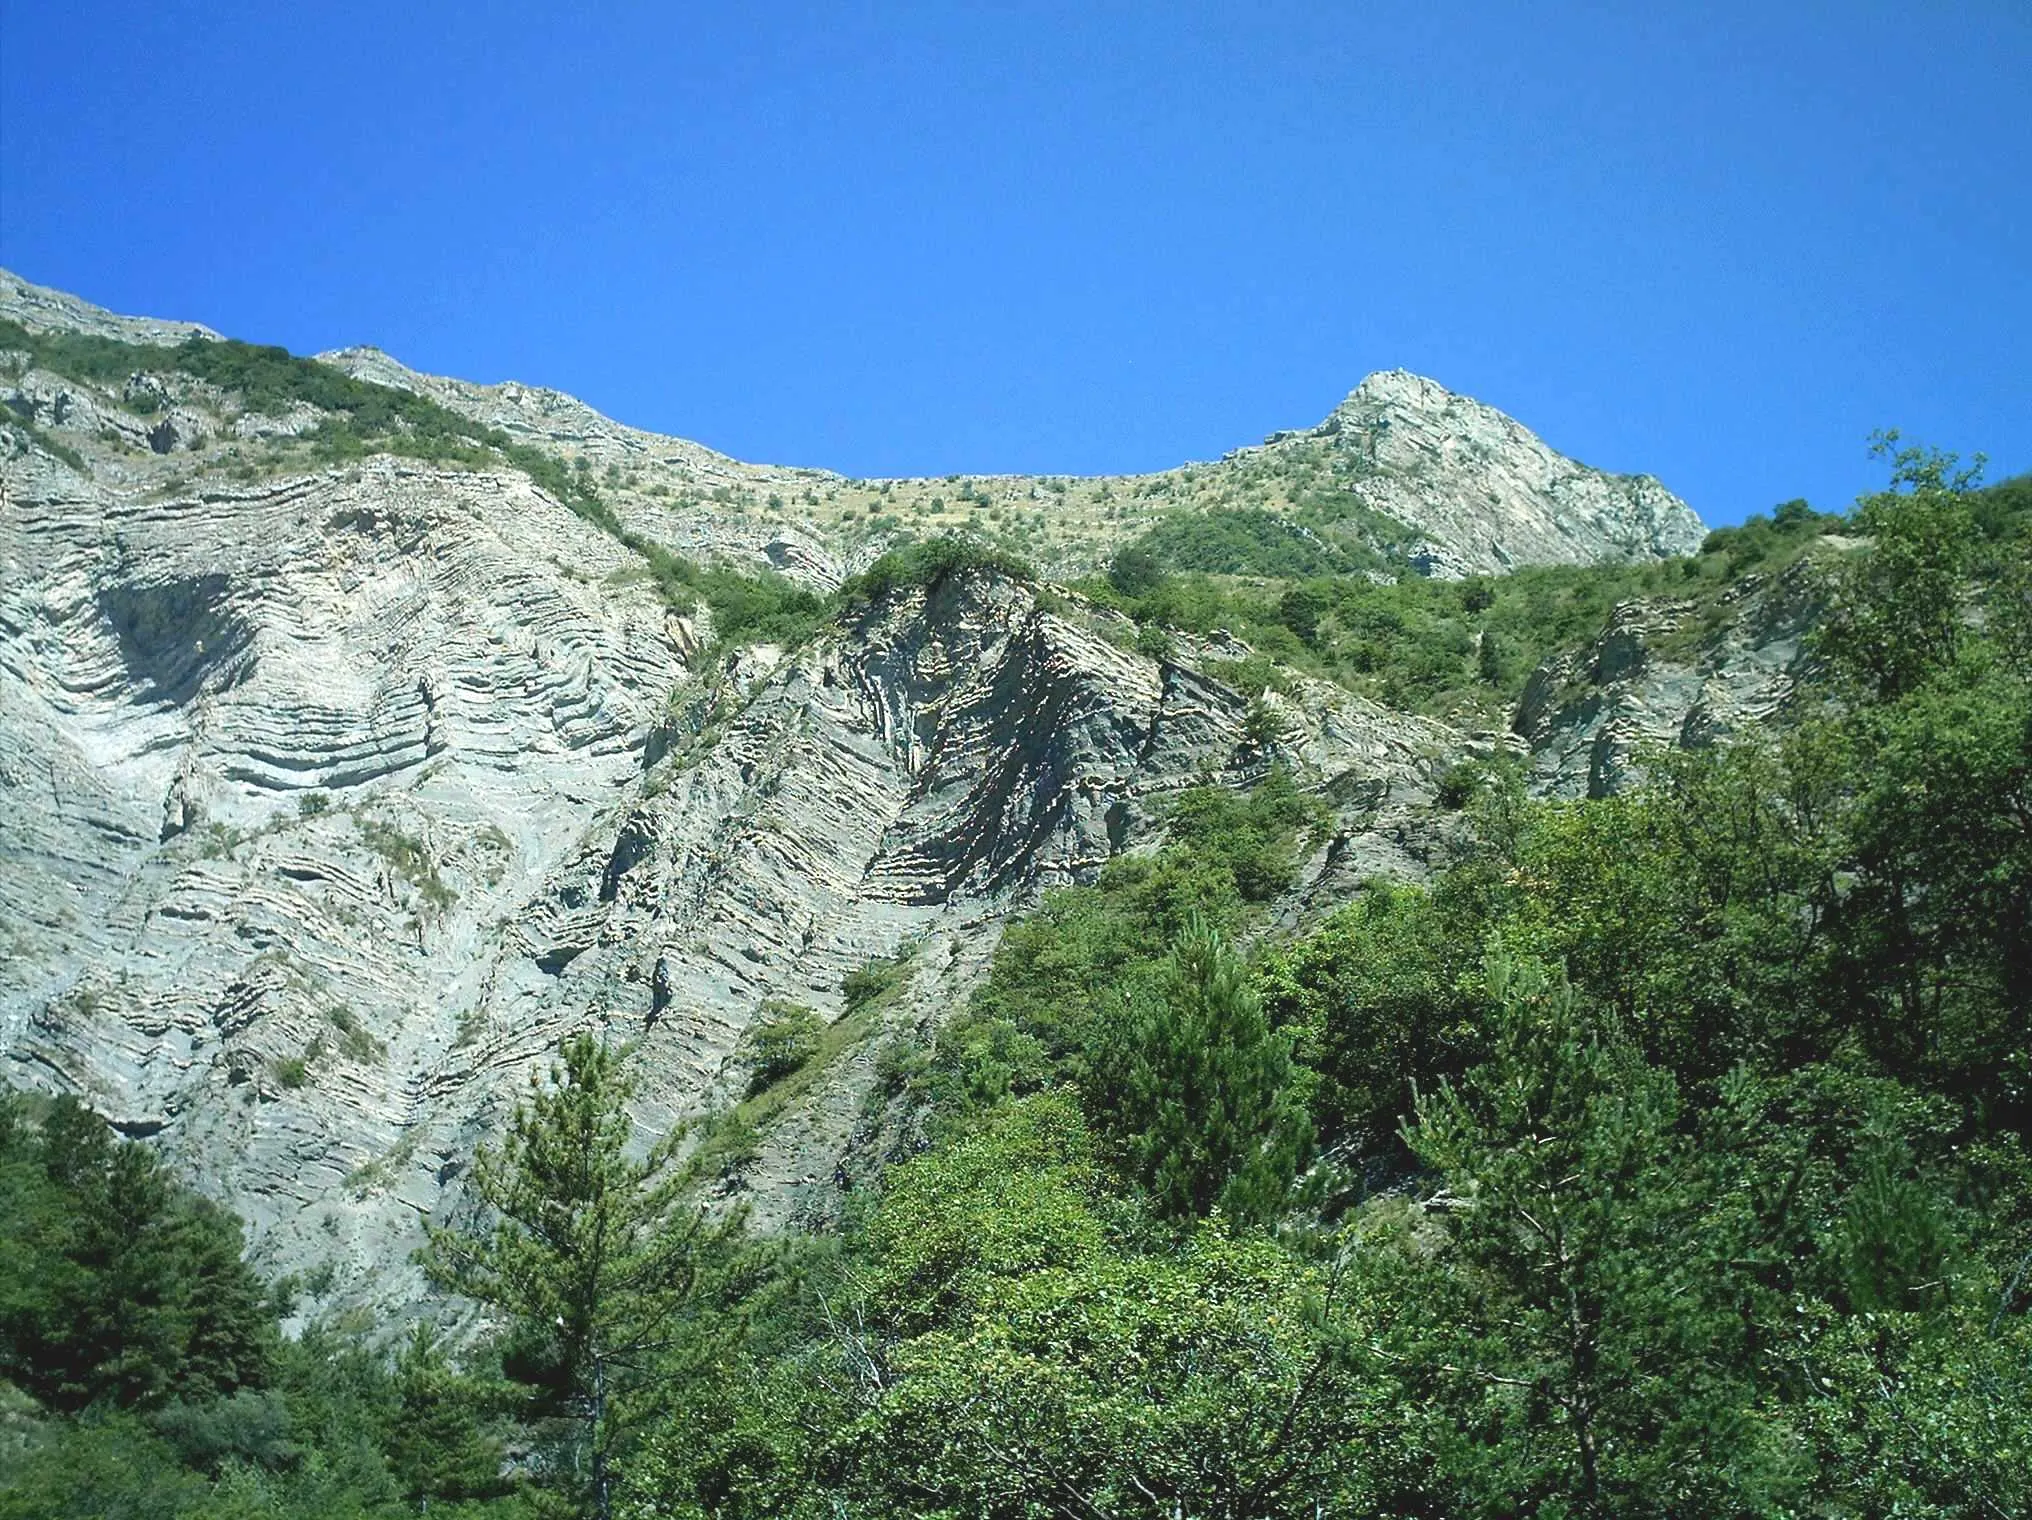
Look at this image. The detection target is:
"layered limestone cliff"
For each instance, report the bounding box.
[0,441,1454,1310]
[1,271,1722,1305]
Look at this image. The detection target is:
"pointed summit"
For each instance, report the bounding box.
[1291,370,1706,575]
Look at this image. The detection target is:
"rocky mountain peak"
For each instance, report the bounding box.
[1336,366,1458,412]
[1291,368,1708,577]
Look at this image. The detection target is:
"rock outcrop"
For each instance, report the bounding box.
[0,268,218,346]
[1227,370,1707,576]
[1515,554,1831,797]
[0,270,1718,1310]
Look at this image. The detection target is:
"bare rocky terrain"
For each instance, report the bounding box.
[0,271,1779,1313]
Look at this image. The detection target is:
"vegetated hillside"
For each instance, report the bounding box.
[4,453,2027,1519]
[3,271,2029,1517]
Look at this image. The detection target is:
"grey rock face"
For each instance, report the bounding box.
[0,270,1717,1311]
[1,447,685,1287]
[1515,557,1826,797]
[0,433,1453,1310]
[1231,370,1707,577]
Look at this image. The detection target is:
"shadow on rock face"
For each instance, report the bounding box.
[97,573,254,706]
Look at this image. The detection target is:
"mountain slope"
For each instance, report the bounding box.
[2,272,1720,1303]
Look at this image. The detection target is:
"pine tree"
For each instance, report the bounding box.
[1090,914,1311,1227]
[1397,959,1783,1517]
[420,1034,730,1520]
[380,1324,511,1503]
[0,1094,273,1414]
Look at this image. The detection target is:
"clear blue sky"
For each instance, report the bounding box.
[2,2,2026,527]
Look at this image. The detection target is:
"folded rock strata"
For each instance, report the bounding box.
[0,271,1727,1311]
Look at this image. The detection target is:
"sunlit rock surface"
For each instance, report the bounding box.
[2,270,1725,1312]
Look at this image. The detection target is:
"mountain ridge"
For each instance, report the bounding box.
[1,268,1703,581]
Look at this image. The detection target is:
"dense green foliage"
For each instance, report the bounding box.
[1124,504,1380,579]
[623,448,2031,1517]
[1086,914,1313,1226]
[0,1097,273,1414]
[0,1097,535,1518]
[837,535,1035,605]
[1090,460,2029,726]
[7,447,2030,1517]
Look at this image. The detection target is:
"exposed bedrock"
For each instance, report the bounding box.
[1515,557,1824,797]
[1,446,1454,1311]
[1,269,1741,1316]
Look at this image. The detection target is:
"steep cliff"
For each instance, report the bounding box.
[2,271,1721,1306]
[0,445,1451,1309]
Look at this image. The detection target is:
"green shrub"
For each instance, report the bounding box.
[1129,506,1359,578]
[745,1002,824,1097]
[693,1108,762,1180]
[1166,767,1324,902]
[326,1006,384,1065]
[869,1036,933,1105]
[1108,545,1165,596]
[839,537,1033,606]
[841,945,918,1013]
[272,1050,313,1089]
[1133,621,1175,661]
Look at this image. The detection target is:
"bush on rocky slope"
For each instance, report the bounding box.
[838,536,1035,605]
[1083,491,1868,721]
